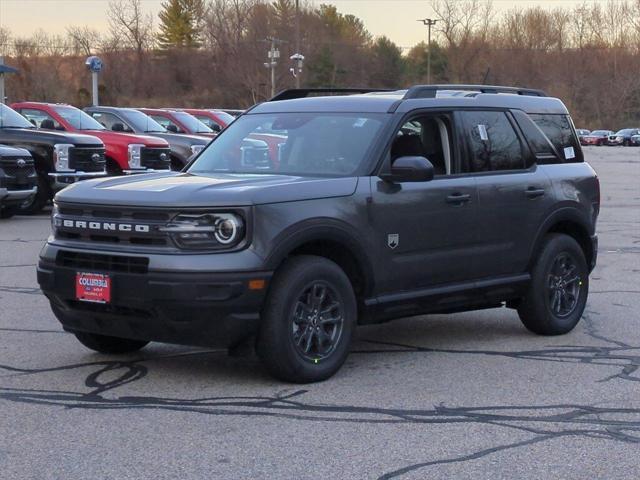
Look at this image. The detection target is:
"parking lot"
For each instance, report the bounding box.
[0,147,638,479]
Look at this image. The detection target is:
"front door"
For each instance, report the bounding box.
[369,113,480,295]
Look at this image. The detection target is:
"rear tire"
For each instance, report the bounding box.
[74,331,149,354]
[257,255,356,383]
[518,234,589,335]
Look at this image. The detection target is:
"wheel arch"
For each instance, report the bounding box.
[265,220,375,303]
[528,207,594,271]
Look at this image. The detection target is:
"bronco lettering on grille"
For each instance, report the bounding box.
[59,219,151,233]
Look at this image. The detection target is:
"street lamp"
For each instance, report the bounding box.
[418,19,437,84]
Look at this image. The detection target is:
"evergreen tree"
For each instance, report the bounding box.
[157,0,205,49]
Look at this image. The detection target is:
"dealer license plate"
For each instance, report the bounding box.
[75,272,111,304]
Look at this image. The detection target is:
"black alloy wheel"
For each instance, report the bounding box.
[291,282,345,361]
[547,253,582,318]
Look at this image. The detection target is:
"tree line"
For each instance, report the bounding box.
[1,0,640,128]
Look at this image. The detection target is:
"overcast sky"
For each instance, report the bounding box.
[0,0,611,49]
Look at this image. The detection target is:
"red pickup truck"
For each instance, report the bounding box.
[12,102,172,174]
[137,108,217,138]
[180,109,235,132]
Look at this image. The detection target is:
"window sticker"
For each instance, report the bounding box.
[477,124,489,141]
[564,146,575,160]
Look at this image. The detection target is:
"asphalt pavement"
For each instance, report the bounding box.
[1,147,639,479]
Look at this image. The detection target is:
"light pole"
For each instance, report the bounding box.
[418,18,437,84]
[264,37,281,98]
[291,0,304,88]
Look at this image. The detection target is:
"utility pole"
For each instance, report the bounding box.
[418,18,437,84]
[290,0,304,88]
[264,37,282,98]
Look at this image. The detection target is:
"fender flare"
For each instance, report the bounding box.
[528,206,594,268]
[264,217,376,297]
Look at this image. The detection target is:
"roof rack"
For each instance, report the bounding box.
[269,88,395,102]
[403,84,547,99]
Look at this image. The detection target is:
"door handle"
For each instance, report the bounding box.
[446,193,471,205]
[525,186,545,199]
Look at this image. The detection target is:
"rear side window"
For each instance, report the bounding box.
[511,110,559,164]
[461,111,525,172]
[528,114,583,163]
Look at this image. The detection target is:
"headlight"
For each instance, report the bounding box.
[160,213,245,249]
[190,144,205,156]
[53,144,74,172]
[128,144,144,169]
[51,203,60,234]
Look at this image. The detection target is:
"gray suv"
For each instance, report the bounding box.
[38,85,600,383]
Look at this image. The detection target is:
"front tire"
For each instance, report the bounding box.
[0,205,17,219]
[518,234,589,335]
[18,172,50,215]
[74,331,149,354]
[257,256,356,383]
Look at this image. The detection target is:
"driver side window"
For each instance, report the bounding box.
[391,114,453,176]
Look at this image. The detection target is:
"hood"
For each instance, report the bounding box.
[1,128,104,147]
[81,130,169,147]
[56,172,358,208]
[0,144,32,157]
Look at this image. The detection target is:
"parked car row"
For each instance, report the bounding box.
[577,128,640,146]
[0,102,239,217]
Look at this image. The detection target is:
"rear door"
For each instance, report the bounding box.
[457,109,554,278]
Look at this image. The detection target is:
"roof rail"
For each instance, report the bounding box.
[269,88,395,102]
[403,84,547,99]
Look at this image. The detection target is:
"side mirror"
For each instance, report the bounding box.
[112,122,125,132]
[384,156,434,183]
[166,124,179,133]
[211,124,222,133]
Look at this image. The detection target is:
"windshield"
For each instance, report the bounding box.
[592,130,609,135]
[214,111,235,125]
[189,112,386,177]
[0,104,35,129]
[54,105,105,130]
[123,109,166,133]
[615,129,632,135]
[173,111,212,133]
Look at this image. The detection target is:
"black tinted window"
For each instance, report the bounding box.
[462,111,524,172]
[512,110,558,164]
[529,114,582,163]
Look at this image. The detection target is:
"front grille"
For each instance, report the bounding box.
[141,147,171,170]
[55,204,172,247]
[69,147,106,172]
[0,157,37,190]
[57,250,149,274]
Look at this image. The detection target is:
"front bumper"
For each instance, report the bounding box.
[0,186,37,206]
[49,171,107,191]
[38,255,272,348]
[590,234,598,272]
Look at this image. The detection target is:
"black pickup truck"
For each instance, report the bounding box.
[0,145,38,218]
[0,104,106,214]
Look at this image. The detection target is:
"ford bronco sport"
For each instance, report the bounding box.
[38,85,599,383]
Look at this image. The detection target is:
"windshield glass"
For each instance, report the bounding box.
[123,109,166,133]
[189,113,386,177]
[0,104,34,128]
[173,111,212,133]
[592,130,609,135]
[214,111,235,125]
[54,105,105,130]
[615,129,632,135]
